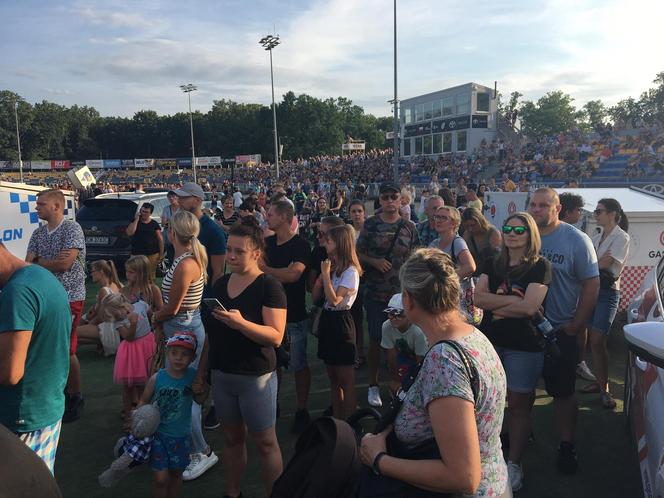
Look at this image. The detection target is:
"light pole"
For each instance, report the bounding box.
[259,34,280,180]
[14,101,24,183]
[179,83,198,183]
[392,0,399,182]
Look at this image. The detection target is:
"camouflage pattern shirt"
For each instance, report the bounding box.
[357,215,420,303]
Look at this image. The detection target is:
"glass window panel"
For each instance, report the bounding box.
[476,92,490,112]
[432,100,442,118]
[423,135,432,154]
[424,102,433,120]
[432,133,443,154]
[404,138,411,156]
[457,131,467,151]
[442,97,454,117]
[404,107,412,124]
[415,136,423,154]
[443,133,452,153]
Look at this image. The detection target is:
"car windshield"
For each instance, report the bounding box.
[77,200,136,221]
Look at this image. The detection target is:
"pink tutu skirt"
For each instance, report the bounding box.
[113,332,156,386]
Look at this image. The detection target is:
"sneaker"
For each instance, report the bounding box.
[576,361,596,382]
[183,451,219,481]
[204,406,220,430]
[556,442,578,475]
[507,461,524,492]
[368,385,383,407]
[291,409,311,434]
[62,395,84,423]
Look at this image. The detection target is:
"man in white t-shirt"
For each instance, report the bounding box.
[380,294,428,395]
[232,188,243,208]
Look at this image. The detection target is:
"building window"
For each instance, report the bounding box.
[404,107,412,124]
[415,103,425,122]
[476,92,490,112]
[423,135,433,154]
[433,100,442,118]
[404,138,411,156]
[415,136,423,154]
[443,133,452,153]
[424,102,433,121]
[457,131,467,151]
[456,93,470,115]
[442,96,454,117]
[432,133,443,154]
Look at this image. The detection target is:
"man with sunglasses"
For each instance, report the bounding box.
[527,187,599,476]
[357,182,420,407]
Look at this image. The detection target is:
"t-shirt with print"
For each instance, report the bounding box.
[324,266,360,311]
[479,257,552,352]
[417,220,438,247]
[394,329,508,498]
[356,215,420,303]
[131,219,161,256]
[198,214,227,295]
[205,273,287,375]
[153,366,196,438]
[380,321,428,386]
[114,300,152,339]
[265,234,311,322]
[26,219,86,302]
[539,222,599,328]
[0,265,71,432]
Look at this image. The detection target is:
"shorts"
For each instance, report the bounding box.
[69,301,85,355]
[211,370,278,433]
[589,288,621,335]
[150,433,191,471]
[365,297,388,342]
[495,347,544,394]
[285,319,309,372]
[542,330,578,398]
[17,419,62,474]
[317,310,356,366]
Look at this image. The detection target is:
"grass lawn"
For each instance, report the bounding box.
[54,283,642,497]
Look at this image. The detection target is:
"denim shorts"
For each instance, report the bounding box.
[162,309,205,369]
[495,347,544,394]
[150,433,191,471]
[286,319,309,372]
[589,288,621,335]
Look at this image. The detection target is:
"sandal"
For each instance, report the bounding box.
[601,391,617,409]
[579,382,600,394]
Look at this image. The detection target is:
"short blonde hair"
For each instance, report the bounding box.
[436,205,461,229]
[37,189,66,210]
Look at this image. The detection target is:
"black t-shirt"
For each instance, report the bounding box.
[131,219,161,255]
[479,257,552,352]
[265,234,311,322]
[205,273,287,375]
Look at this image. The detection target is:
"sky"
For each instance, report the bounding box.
[1,0,662,118]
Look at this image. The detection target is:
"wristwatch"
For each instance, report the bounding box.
[372,451,388,476]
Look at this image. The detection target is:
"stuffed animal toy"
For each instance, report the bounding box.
[98,403,161,488]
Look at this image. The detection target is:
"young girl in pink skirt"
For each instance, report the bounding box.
[98,293,156,428]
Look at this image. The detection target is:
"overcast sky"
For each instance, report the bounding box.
[1,0,662,118]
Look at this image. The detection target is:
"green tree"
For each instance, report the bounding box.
[519,91,579,139]
[581,100,608,131]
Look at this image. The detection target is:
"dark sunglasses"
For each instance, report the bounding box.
[433,215,450,222]
[380,193,399,201]
[502,225,528,235]
[386,309,404,318]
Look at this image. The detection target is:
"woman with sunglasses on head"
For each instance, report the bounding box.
[474,212,552,492]
[430,205,476,280]
[583,199,630,409]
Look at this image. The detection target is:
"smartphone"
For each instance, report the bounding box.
[202,298,227,312]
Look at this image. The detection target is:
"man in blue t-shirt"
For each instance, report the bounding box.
[0,242,71,473]
[528,188,599,476]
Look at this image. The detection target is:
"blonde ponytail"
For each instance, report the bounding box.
[171,210,208,283]
[191,238,209,284]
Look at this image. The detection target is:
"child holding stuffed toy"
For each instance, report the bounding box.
[140,333,205,498]
[99,293,156,428]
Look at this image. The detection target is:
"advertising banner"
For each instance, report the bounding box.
[472,115,488,128]
[103,159,122,169]
[86,159,104,169]
[51,160,71,170]
[0,161,16,170]
[31,161,51,171]
[71,160,85,167]
[176,158,192,167]
[67,166,96,189]
[235,154,261,165]
[342,142,366,151]
[134,158,154,168]
[121,159,135,167]
[155,158,176,168]
[196,156,222,167]
[432,115,470,134]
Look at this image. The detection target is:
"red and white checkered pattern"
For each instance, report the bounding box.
[620,266,653,311]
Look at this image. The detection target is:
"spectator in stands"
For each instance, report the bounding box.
[310,197,334,243]
[461,208,501,276]
[417,195,444,247]
[0,242,72,474]
[438,187,457,207]
[527,188,599,475]
[233,187,243,208]
[559,193,584,226]
[126,202,164,282]
[430,206,476,280]
[465,189,483,212]
[216,196,239,233]
[26,189,87,424]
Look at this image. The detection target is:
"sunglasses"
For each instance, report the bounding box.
[386,309,404,318]
[380,193,399,201]
[433,215,450,222]
[502,225,528,235]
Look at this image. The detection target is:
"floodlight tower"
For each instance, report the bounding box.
[259,34,281,180]
[180,83,198,183]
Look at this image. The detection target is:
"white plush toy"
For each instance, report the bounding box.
[98,403,161,488]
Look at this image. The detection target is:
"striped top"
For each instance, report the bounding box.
[161,252,204,309]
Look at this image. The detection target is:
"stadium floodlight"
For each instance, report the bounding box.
[14,101,24,183]
[259,34,281,179]
[180,83,198,183]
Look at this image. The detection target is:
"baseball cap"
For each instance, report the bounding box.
[173,182,205,200]
[166,332,197,352]
[383,293,404,314]
[379,182,400,194]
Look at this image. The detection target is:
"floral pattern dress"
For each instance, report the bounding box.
[394,328,508,497]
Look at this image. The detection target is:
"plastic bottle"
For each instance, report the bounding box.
[532,311,560,357]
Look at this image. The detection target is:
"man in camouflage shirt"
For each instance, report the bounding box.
[357,182,420,407]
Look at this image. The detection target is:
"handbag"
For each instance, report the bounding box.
[450,237,483,326]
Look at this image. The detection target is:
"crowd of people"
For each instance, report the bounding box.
[1,170,635,497]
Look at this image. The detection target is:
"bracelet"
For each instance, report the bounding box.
[372,451,388,476]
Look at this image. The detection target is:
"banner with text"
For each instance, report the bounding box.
[86,159,104,169]
[31,161,51,171]
[51,160,71,170]
[134,158,154,168]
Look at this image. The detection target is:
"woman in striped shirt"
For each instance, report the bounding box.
[153,210,219,480]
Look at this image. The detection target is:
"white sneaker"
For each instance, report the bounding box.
[182,451,219,481]
[368,385,383,407]
[507,461,524,492]
[576,361,596,382]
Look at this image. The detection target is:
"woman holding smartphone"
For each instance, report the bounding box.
[202,217,287,498]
